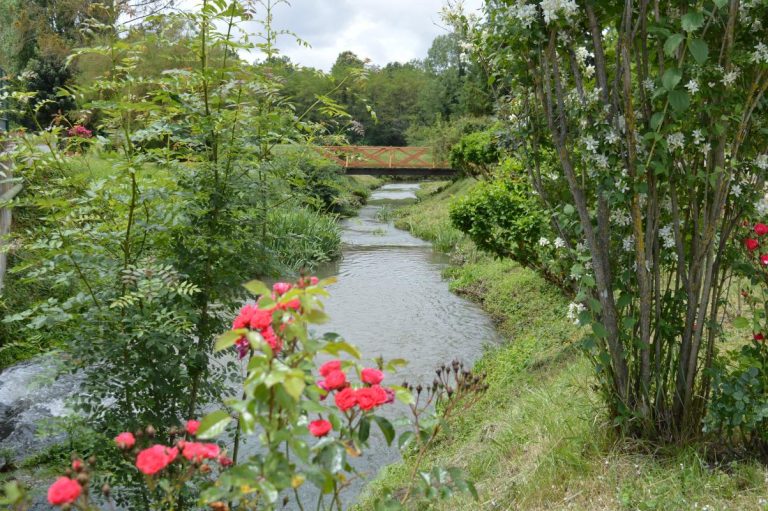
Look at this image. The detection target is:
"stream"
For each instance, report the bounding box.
[0,182,501,507]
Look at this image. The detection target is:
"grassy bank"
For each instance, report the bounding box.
[359,179,768,510]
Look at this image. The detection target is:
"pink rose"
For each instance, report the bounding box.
[114,432,136,449]
[308,419,332,437]
[361,368,384,385]
[135,445,178,475]
[47,477,82,506]
[186,419,200,436]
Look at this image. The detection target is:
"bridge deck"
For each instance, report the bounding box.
[315,146,456,176]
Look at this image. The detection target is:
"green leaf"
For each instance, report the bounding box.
[733,316,750,329]
[662,68,682,91]
[398,430,414,451]
[713,0,727,7]
[284,374,306,401]
[564,204,575,215]
[373,416,395,446]
[664,34,684,57]
[394,386,415,405]
[688,38,708,64]
[650,111,665,130]
[359,416,371,442]
[196,410,231,439]
[592,322,608,339]
[668,89,690,112]
[243,279,270,297]
[681,11,704,32]
[322,341,362,359]
[214,330,244,352]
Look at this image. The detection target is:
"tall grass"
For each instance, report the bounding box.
[266,206,341,275]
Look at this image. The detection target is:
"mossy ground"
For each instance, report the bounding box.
[358,179,768,511]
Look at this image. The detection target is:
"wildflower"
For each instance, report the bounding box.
[584,65,595,78]
[667,132,685,152]
[623,235,635,252]
[182,442,220,462]
[319,360,341,377]
[752,42,768,64]
[685,79,699,94]
[185,419,200,436]
[575,46,590,64]
[308,419,332,437]
[538,237,551,247]
[745,238,760,251]
[47,477,82,506]
[361,368,384,385]
[114,432,136,449]
[324,370,347,390]
[582,135,598,153]
[540,0,578,24]
[731,183,743,198]
[335,387,357,411]
[692,129,704,145]
[554,237,566,249]
[722,67,740,86]
[756,154,768,170]
[642,78,655,91]
[135,445,178,475]
[566,302,586,325]
[510,1,538,29]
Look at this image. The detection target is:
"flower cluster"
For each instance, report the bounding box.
[67,125,93,138]
[316,360,395,415]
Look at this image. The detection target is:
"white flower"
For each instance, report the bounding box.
[605,130,620,144]
[667,132,685,152]
[659,224,675,249]
[575,46,590,64]
[700,142,711,155]
[623,235,635,252]
[539,237,551,247]
[576,242,586,252]
[616,179,629,194]
[567,302,586,324]
[692,129,704,145]
[611,210,632,227]
[539,0,578,24]
[554,237,566,249]
[583,135,598,153]
[510,1,538,28]
[758,195,768,217]
[731,183,743,197]
[685,79,699,94]
[594,154,609,169]
[722,67,740,86]
[642,78,655,91]
[756,154,768,170]
[584,65,595,78]
[752,42,768,64]
[459,41,474,52]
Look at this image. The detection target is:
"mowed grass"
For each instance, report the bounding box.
[357,179,768,511]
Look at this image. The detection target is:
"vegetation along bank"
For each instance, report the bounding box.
[358,179,768,511]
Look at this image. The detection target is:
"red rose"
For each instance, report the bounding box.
[182,442,221,462]
[369,385,389,405]
[218,455,233,467]
[261,326,282,353]
[335,387,357,411]
[47,477,82,506]
[273,282,292,295]
[278,298,301,311]
[232,304,255,329]
[319,360,341,377]
[308,419,332,437]
[755,333,765,341]
[310,276,319,285]
[114,432,136,449]
[186,419,200,436]
[135,445,178,475]
[756,223,768,236]
[761,254,768,266]
[355,387,387,411]
[249,308,274,330]
[71,459,83,472]
[745,238,760,251]
[324,370,347,390]
[361,368,384,385]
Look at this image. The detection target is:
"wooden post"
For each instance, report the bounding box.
[0,143,17,293]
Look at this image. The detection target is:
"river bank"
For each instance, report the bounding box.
[358,179,768,511]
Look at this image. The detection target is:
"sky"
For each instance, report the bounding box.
[260,0,485,71]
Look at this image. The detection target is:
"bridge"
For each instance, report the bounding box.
[316,146,456,177]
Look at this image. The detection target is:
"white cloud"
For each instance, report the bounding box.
[262,0,485,70]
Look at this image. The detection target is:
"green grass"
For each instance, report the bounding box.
[357,179,768,511]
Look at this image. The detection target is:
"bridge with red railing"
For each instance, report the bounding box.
[315,146,456,177]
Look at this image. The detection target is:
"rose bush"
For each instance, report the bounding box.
[6,277,485,510]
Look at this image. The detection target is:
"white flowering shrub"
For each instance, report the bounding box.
[447,0,768,440]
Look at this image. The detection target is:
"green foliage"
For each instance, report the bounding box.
[449,176,547,266]
[448,128,500,179]
[266,206,341,274]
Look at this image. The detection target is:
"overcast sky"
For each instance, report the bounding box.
[258,0,484,71]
